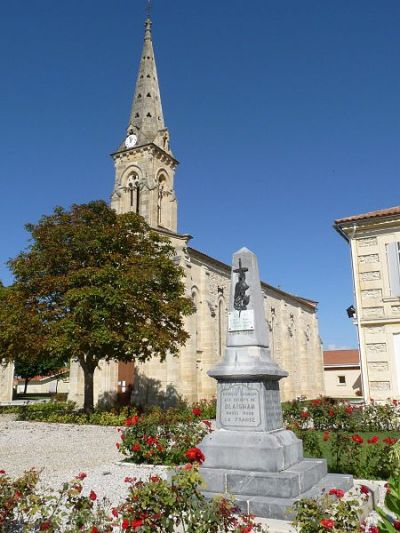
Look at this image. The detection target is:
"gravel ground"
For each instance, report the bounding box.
[0,419,170,505]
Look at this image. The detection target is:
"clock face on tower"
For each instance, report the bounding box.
[125,133,137,149]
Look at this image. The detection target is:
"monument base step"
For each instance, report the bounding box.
[200,458,328,499]
[202,472,353,520]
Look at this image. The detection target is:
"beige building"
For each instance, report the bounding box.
[68,17,325,407]
[335,206,400,402]
[15,371,69,396]
[323,349,361,399]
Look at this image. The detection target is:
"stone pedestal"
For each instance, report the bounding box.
[198,248,353,519]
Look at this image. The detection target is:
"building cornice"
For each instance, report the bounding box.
[111,143,179,168]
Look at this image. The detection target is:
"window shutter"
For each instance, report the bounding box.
[386,242,400,297]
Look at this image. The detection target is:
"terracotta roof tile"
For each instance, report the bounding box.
[335,206,400,224]
[323,349,360,366]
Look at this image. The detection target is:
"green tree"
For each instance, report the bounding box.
[3,201,194,411]
[0,282,66,394]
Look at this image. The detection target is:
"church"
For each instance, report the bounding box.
[66,17,325,407]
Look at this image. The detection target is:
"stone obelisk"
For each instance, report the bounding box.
[199,248,352,519]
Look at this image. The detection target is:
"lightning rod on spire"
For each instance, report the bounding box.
[145,0,152,20]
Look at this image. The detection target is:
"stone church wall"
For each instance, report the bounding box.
[134,246,325,405]
[0,361,14,403]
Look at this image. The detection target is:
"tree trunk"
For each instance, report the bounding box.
[81,362,96,413]
[24,377,29,395]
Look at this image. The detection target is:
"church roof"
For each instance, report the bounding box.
[188,247,318,310]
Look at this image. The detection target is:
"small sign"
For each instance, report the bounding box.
[228,309,255,332]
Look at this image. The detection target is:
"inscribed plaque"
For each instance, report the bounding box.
[220,383,261,428]
[228,310,255,332]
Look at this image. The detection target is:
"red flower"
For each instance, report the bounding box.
[323,431,330,442]
[383,437,398,446]
[89,490,97,501]
[345,406,353,414]
[192,407,202,417]
[131,443,141,452]
[76,472,87,480]
[300,410,309,418]
[369,528,378,533]
[328,488,345,498]
[185,447,205,464]
[122,518,130,530]
[39,523,50,531]
[360,484,369,494]
[0,470,5,475]
[203,420,212,429]
[150,475,160,483]
[91,528,99,533]
[394,520,400,531]
[145,436,157,445]
[116,442,120,449]
[393,399,399,406]
[367,436,379,444]
[311,399,322,405]
[183,463,193,471]
[124,476,134,483]
[125,415,139,427]
[240,526,254,533]
[320,518,335,529]
[328,409,335,417]
[131,518,144,529]
[111,508,119,517]
[352,434,364,444]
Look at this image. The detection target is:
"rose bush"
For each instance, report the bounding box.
[118,407,212,465]
[291,484,373,532]
[0,465,267,532]
[294,428,399,479]
[283,397,400,433]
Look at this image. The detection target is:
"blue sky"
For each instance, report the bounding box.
[1,1,399,349]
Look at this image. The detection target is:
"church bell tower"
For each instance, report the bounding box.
[111,18,179,233]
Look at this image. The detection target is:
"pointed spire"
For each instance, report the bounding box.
[126,17,167,149]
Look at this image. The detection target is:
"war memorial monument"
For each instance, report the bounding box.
[199,247,353,519]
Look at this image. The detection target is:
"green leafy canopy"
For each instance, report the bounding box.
[1,201,194,409]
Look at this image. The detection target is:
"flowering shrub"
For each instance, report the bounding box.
[296,429,399,479]
[12,398,217,427]
[118,407,212,465]
[0,466,267,532]
[118,465,266,532]
[291,484,371,532]
[283,397,400,433]
[0,468,111,531]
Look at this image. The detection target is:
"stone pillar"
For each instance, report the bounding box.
[199,248,353,519]
[0,361,14,403]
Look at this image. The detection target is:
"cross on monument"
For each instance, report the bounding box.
[233,258,248,276]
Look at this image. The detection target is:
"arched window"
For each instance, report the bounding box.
[127,174,140,214]
[157,175,166,225]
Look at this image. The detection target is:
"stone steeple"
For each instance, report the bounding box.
[126,18,167,150]
[111,17,179,233]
